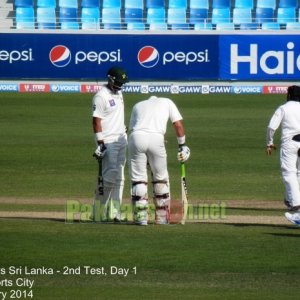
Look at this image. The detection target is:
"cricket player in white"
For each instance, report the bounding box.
[92,66,128,222]
[128,96,190,225]
[266,85,300,226]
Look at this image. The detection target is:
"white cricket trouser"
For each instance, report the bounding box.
[280,140,300,207]
[128,131,169,183]
[96,134,127,218]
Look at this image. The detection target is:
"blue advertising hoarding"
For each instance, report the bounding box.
[219,34,300,80]
[0,33,218,80]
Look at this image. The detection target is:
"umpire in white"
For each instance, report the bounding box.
[92,66,128,222]
[266,85,300,226]
[128,96,190,225]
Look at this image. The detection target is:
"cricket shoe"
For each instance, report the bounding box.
[135,220,148,226]
[284,199,293,211]
[285,212,300,226]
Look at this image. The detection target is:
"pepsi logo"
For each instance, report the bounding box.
[137,46,159,68]
[49,45,71,67]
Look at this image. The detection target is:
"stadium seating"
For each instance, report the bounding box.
[81,7,100,29]
[189,8,209,24]
[190,0,209,9]
[277,7,296,24]
[256,0,276,9]
[102,0,121,8]
[279,0,298,8]
[286,22,300,29]
[37,7,56,28]
[37,0,56,8]
[102,7,121,24]
[239,22,259,30]
[261,22,280,29]
[255,7,274,23]
[148,22,167,30]
[233,8,252,24]
[212,0,230,8]
[61,21,80,29]
[16,6,35,28]
[194,22,213,30]
[167,7,189,29]
[125,8,144,23]
[234,0,253,9]
[14,0,34,7]
[124,0,144,9]
[59,0,78,8]
[127,22,145,30]
[102,23,122,29]
[146,0,164,8]
[212,8,230,24]
[147,7,165,23]
[168,0,187,9]
[216,22,235,30]
[81,0,99,8]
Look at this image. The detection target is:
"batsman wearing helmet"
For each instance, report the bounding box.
[266,85,300,226]
[128,96,190,225]
[92,66,128,222]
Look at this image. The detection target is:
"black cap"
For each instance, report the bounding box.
[107,66,129,85]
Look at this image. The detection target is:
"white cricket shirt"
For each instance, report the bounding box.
[92,85,126,142]
[267,100,300,144]
[129,96,183,135]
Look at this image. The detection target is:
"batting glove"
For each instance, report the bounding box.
[177,145,190,162]
[94,143,107,159]
[266,144,276,155]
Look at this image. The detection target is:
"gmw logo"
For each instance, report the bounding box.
[137,46,210,68]
[49,45,122,67]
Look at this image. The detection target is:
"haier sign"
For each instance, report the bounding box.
[220,35,300,80]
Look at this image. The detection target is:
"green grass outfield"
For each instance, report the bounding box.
[0,92,299,299]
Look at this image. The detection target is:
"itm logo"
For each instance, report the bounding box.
[138,46,159,68]
[49,45,71,67]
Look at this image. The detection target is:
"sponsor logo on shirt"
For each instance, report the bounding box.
[109,99,116,107]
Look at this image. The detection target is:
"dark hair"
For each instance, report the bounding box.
[287,85,300,101]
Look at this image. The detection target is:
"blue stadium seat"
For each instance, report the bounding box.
[37,0,56,7]
[261,22,280,29]
[286,22,300,29]
[103,0,121,8]
[256,0,276,9]
[59,0,78,8]
[124,8,143,23]
[279,0,298,8]
[127,22,145,29]
[168,0,187,9]
[16,7,35,28]
[233,8,252,24]
[190,0,209,9]
[81,7,100,29]
[146,0,164,8]
[189,8,208,23]
[239,22,259,29]
[59,7,78,22]
[216,22,235,30]
[148,22,167,29]
[234,0,253,9]
[194,22,213,29]
[212,0,230,8]
[102,7,121,24]
[61,21,80,29]
[102,23,122,29]
[14,0,34,7]
[277,7,296,24]
[255,7,274,23]
[81,0,99,8]
[37,7,56,27]
[212,8,230,24]
[124,0,144,9]
[167,8,186,23]
[147,7,165,23]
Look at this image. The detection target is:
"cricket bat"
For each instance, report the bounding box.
[93,155,104,221]
[180,162,188,225]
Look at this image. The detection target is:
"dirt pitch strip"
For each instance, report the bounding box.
[0,197,293,226]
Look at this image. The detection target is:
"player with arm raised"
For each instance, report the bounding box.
[128,96,190,225]
[92,66,128,222]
